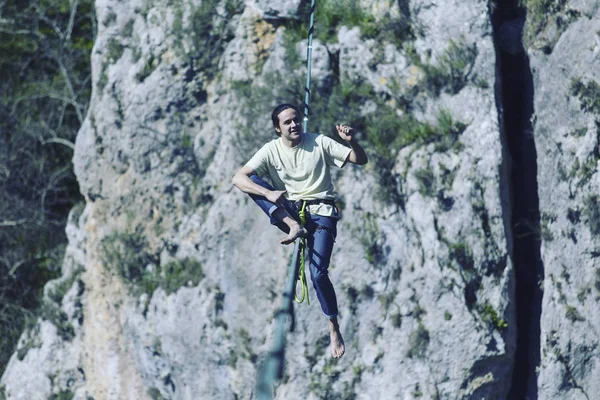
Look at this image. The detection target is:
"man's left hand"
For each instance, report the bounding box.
[336,124,353,142]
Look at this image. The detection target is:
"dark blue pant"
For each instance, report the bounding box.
[248,175,339,318]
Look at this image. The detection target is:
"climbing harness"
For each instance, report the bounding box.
[295,201,310,305]
[256,1,317,399]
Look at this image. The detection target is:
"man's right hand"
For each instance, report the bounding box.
[266,189,287,204]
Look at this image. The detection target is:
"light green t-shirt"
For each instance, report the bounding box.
[245,133,352,217]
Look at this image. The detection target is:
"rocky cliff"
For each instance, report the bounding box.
[1,0,598,399]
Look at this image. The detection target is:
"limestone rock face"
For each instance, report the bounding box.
[4,0,596,399]
[528,4,600,399]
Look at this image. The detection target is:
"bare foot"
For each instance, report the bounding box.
[280,224,307,245]
[329,319,345,359]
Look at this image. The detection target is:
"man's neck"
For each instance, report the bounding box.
[281,133,303,148]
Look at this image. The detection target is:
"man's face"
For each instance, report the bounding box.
[275,108,302,143]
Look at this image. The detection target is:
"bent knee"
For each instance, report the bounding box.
[311,269,330,284]
[249,174,262,184]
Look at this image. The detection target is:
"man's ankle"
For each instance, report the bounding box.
[272,209,299,230]
[283,217,300,231]
[329,317,340,330]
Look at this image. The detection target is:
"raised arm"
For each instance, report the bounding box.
[336,124,368,165]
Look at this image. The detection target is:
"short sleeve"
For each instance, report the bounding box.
[244,144,270,176]
[320,135,352,168]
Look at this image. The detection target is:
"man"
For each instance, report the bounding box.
[232,103,368,358]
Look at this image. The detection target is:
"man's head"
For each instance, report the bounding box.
[271,103,302,137]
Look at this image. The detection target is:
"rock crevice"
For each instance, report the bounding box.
[492,1,544,399]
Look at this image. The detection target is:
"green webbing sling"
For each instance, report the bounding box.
[295,0,316,306]
[295,201,310,305]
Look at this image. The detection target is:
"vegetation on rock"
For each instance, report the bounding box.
[286,0,413,45]
[101,227,204,305]
[0,0,94,375]
[570,78,600,116]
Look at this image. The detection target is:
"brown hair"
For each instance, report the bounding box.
[271,103,299,134]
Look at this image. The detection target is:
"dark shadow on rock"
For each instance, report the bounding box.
[492,1,545,399]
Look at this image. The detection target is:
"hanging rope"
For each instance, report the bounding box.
[256,1,316,399]
[302,0,316,134]
[255,240,302,400]
[294,201,310,305]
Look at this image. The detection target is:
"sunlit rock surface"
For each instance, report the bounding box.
[2,0,598,399]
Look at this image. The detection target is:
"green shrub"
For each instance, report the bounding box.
[101,229,204,297]
[367,110,436,154]
[584,195,600,236]
[106,38,125,62]
[287,0,412,46]
[410,304,426,320]
[41,302,75,341]
[147,387,166,400]
[345,286,360,315]
[412,383,423,398]
[371,324,384,342]
[391,312,402,328]
[103,12,117,26]
[309,357,342,395]
[370,8,413,45]
[360,284,375,299]
[449,242,474,270]
[565,305,585,322]
[286,0,373,43]
[480,303,508,330]
[317,0,371,41]
[434,109,467,151]
[47,267,85,305]
[522,0,574,46]
[101,228,157,290]
[97,63,109,91]
[406,322,429,358]
[378,289,398,315]
[229,77,288,155]
[523,0,567,32]
[437,190,455,211]
[49,391,75,400]
[577,286,590,304]
[413,38,478,96]
[414,169,436,197]
[162,258,204,295]
[568,155,599,188]
[135,55,158,82]
[541,212,557,241]
[16,331,40,361]
[187,0,243,80]
[122,19,135,38]
[238,328,257,363]
[570,78,600,116]
[359,213,384,266]
[569,127,588,137]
